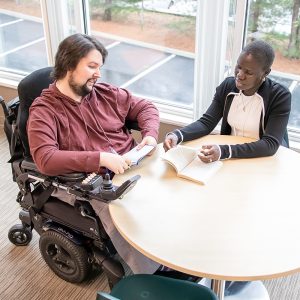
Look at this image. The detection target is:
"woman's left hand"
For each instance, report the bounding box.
[198,144,220,163]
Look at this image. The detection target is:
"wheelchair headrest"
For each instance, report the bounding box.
[18,67,54,158]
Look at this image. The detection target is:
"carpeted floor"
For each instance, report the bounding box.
[1,132,300,300]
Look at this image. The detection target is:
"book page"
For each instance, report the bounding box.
[123,145,154,165]
[161,145,198,173]
[179,159,223,185]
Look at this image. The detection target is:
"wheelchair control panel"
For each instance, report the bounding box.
[22,169,141,203]
[79,173,103,191]
[74,172,141,203]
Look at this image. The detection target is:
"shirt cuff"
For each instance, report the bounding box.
[220,144,232,160]
[174,129,183,144]
[215,144,222,160]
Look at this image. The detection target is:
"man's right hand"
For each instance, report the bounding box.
[163,133,178,152]
[100,152,131,174]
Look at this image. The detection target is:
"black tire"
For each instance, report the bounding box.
[8,224,32,246]
[39,230,91,283]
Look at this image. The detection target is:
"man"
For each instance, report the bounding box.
[27,33,160,274]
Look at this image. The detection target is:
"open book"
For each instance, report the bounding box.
[123,144,154,166]
[161,145,222,184]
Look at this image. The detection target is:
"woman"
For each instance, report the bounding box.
[164,40,291,162]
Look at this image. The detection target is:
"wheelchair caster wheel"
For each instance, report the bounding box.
[8,224,32,246]
[39,230,91,283]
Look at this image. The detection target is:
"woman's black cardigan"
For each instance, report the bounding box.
[173,76,291,159]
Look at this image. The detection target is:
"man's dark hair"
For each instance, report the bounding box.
[242,40,275,71]
[52,33,108,80]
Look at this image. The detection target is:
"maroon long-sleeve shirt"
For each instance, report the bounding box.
[27,82,159,175]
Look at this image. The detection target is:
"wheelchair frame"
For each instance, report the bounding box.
[1,94,140,287]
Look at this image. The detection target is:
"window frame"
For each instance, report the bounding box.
[0,0,299,150]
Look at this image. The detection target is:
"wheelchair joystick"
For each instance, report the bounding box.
[98,174,141,202]
[103,173,114,191]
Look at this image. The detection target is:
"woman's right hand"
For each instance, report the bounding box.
[100,152,131,174]
[163,133,178,152]
[198,144,220,163]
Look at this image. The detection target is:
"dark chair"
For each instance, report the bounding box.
[1,67,140,288]
[18,67,53,158]
[96,274,218,300]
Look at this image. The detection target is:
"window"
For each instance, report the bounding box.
[86,0,234,123]
[0,0,299,144]
[245,0,300,135]
[0,0,47,75]
[88,0,197,114]
[0,0,241,122]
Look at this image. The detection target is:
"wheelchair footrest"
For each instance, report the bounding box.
[93,249,124,285]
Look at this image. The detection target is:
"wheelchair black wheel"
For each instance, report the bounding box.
[39,230,91,283]
[8,224,32,246]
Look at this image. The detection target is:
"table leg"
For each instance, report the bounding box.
[199,279,270,300]
[199,278,225,299]
[211,279,225,300]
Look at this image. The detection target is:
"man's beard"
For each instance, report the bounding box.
[69,75,94,97]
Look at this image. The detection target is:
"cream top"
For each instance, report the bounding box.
[227,92,263,139]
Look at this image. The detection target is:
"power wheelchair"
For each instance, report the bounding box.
[0,67,140,287]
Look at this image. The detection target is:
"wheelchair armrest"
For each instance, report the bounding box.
[56,173,86,183]
[21,158,86,182]
[21,158,39,172]
[20,158,140,203]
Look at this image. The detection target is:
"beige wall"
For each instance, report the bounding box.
[0,85,18,100]
[0,85,18,127]
[0,85,180,142]
[131,123,179,144]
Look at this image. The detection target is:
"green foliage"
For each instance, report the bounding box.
[89,0,140,9]
[108,6,139,22]
[89,0,103,9]
[247,0,300,59]
[89,0,140,10]
[249,0,292,32]
[165,16,195,34]
[89,0,196,34]
[285,46,300,59]
[262,32,287,51]
[89,0,141,22]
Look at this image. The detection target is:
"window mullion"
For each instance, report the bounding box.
[41,0,87,66]
[230,0,248,75]
[193,0,230,120]
[81,0,91,35]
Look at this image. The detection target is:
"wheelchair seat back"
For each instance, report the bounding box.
[6,67,53,164]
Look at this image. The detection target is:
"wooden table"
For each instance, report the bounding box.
[110,135,300,299]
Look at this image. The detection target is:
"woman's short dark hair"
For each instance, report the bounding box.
[52,33,108,80]
[242,40,275,71]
